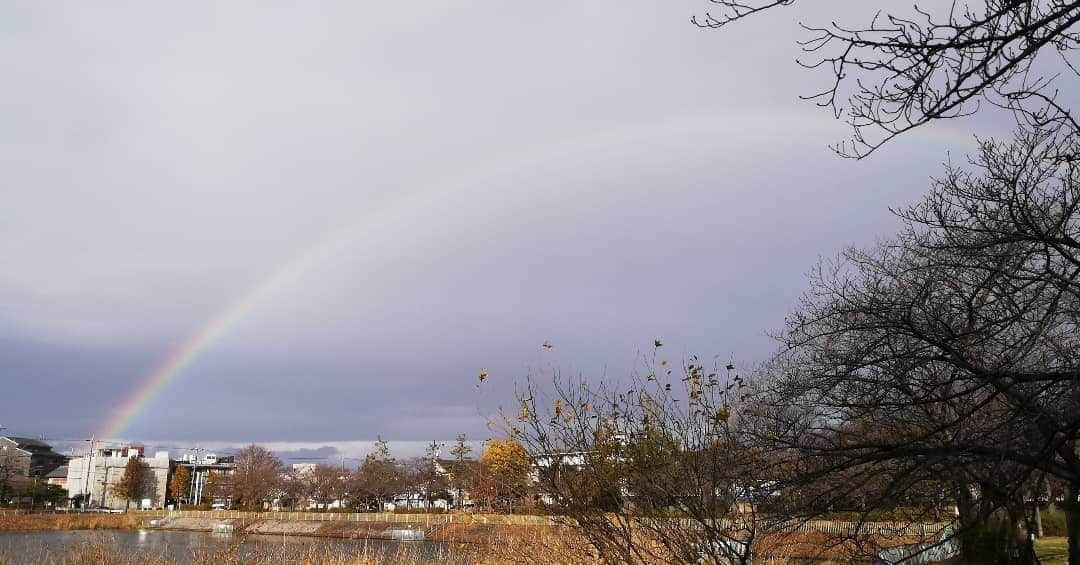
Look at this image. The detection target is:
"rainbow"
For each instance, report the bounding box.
[95,231,353,441]
[96,113,974,440]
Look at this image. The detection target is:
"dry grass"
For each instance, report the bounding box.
[0,528,600,565]
[0,514,141,533]
[0,539,444,565]
[0,515,939,564]
[753,530,924,562]
[468,526,601,564]
[0,532,932,565]
[1035,536,1069,565]
[0,536,582,565]
[0,539,164,565]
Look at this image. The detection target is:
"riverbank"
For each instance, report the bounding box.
[0,511,572,545]
[0,528,936,565]
[0,512,141,532]
[142,514,566,545]
[0,512,591,564]
[0,512,948,564]
[0,525,594,565]
[0,530,466,565]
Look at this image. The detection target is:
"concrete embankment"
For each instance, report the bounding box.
[147,517,245,532]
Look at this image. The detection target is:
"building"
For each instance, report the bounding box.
[66,446,170,509]
[385,492,449,511]
[435,458,480,509]
[0,437,68,479]
[175,453,234,506]
[531,450,592,506]
[46,465,69,489]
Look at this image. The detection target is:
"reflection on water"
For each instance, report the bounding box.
[0,529,448,564]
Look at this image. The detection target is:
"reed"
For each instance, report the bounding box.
[0,516,924,563]
[0,528,598,565]
[0,514,142,533]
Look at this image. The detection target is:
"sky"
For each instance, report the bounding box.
[1,1,1010,462]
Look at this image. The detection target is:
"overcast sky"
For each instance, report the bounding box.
[1,2,1009,461]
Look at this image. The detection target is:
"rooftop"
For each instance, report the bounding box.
[2,436,54,450]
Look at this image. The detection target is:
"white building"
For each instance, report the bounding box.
[66,447,169,509]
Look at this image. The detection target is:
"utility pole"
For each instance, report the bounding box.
[99,451,111,509]
[0,426,9,507]
[82,436,96,509]
[188,445,204,506]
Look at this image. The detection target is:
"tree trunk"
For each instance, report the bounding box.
[1067,483,1080,565]
[956,482,979,561]
[1035,503,1043,538]
[1009,502,1036,565]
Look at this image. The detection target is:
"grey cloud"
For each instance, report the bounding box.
[1,1,1018,444]
[273,446,340,463]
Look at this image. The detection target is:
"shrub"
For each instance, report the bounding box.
[1041,507,1067,537]
[819,507,945,522]
[960,518,1016,564]
[391,507,446,514]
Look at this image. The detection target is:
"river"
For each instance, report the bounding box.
[0,529,450,563]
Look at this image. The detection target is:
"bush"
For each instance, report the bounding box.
[391,507,446,514]
[1041,507,1067,537]
[819,507,945,522]
[961,517,1020,564]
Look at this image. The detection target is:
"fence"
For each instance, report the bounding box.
[135,509,560,526]
[768,519,951,537]
[642,517,951,537]
[877,539,960,565]
[133,509,950,537]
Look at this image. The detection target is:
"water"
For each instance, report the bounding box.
[0,529,449,563]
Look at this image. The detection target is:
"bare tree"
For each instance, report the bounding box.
[231,444,282,509]
[514,351,774,564]
[203,470,227,506]
[765,128,1080,562]
[309,465,346,510]
[509,127,1080,562]
[399,457,427,510]
[0,457,22,507]
[278,467,306,509]
[694,0,1080,157]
